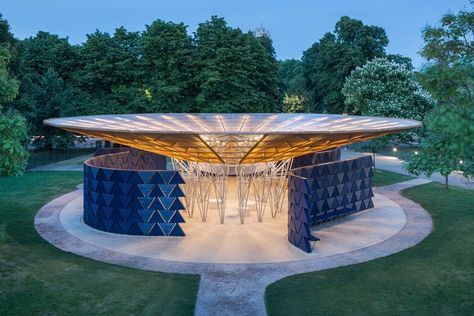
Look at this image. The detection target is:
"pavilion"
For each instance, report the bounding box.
[45,113,420,253]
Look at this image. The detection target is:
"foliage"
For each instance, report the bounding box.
[0,111,28,176]
[302,16,388,113]
[194,16,279,112]
[277,59,310,110]
[25,68,80,148]
[0,14,15,47]
[342,57,433,155]
[281,94,310,113]
[7,31,80,149]
[74,27,147,115]
[408,2,474,187]
[277,59,306,95]
[0,47,18,107]
[406,105,474,188]
[0,45,28,176]
[141,20,196,112]
[0,13,281,146]
[343,57,434,119]
[418,1,474,105]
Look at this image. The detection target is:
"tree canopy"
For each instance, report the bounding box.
[0,14,281,150]
[75,27,147,115]
[407,2,474,187]
[194,16,278,112]
[0,46,28,176]
[141,20,196,112]
[342,57,434,120]
[0,47,18,106]
[302,16,389,113]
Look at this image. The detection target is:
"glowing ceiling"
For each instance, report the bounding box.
[44,113,421,164]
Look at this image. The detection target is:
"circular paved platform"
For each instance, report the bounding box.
[35,179,433,315]
[59,193,405,264]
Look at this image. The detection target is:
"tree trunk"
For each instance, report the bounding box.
[445,174,449,189]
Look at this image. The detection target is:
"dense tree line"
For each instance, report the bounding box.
[0,15,279,152]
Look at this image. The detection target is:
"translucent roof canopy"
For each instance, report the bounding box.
[45,113,421,164]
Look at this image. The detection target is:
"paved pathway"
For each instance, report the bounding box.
[341,149,473,190]
[30,154,91,171]
[35,178,432,315]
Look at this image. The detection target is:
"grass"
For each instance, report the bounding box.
[0,171,200,315]
[373,169,414,187]
[265,182,474,315]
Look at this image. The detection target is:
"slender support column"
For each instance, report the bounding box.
[172,158,196,218]
[209,163,229,224]
[252,163,272,222]
[193,163,213,222]
[173,158,293,224]
[237,164,255,224]
[269,158,293,217]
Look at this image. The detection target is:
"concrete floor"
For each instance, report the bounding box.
[59,189,405,264]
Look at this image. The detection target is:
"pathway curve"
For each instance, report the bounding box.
[30,154,92,171]
[35,178,432,316]
[342,149,473,190]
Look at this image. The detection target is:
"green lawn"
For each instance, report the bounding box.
[373,168,414,187]
[0,171,200,316]
[265,182,474,315]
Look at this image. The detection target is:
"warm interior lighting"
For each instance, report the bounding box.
[44,113,421,164]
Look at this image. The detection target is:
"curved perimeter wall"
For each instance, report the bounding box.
[83,149,186,236]
[288,150,374,253]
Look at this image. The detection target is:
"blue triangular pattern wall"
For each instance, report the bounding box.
[83,150,186,237]
[288,151,374,253]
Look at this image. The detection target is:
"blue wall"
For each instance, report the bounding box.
[83,151,186,236]
[288,154,374,253]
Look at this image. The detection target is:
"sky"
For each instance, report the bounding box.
[1,0,469,68]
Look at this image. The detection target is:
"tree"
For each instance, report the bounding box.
[281,94,311,113]
[27,68,80,149]
[342,57,434,165]
[407,1,474,188]
[7,31,80,148]
[0,46,28,176]
[0,111,29,176]
[302,16,388,113]
[0,13,16,48]
[75,27,147,115]
[0,46,18,105]
[342,57,434,121]
[194,16,278,112]
[277,59,308,108]
[141,20,196,112]
[406,105,474,188]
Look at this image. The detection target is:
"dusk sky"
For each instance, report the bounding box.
[2,0,468,68]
